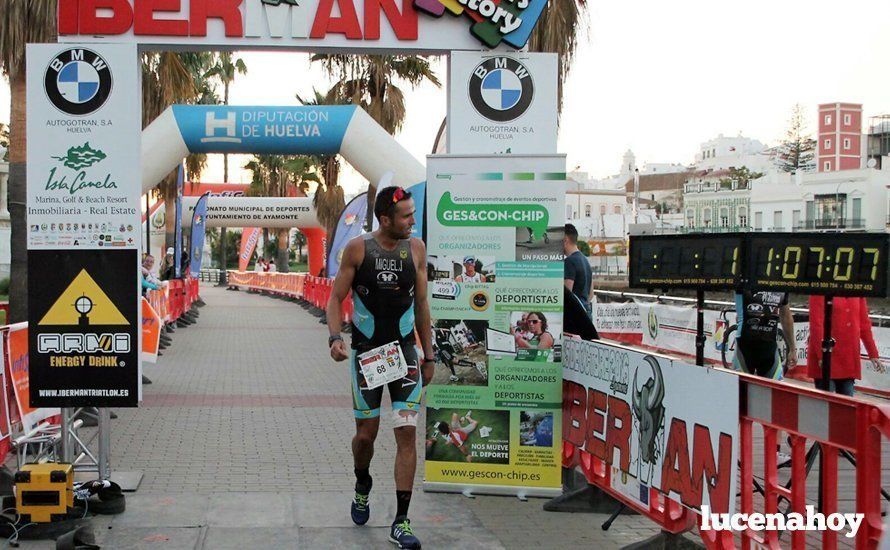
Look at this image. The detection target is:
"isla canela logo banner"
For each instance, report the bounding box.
[436,191,549,237]
[46,142,117,196]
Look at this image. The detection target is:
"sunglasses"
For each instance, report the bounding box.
[527,319,540,325]
[392,187,408,203]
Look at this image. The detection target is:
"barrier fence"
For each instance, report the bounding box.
[226,271,354,324]
[590,291,890,397]
[562,335,890,549]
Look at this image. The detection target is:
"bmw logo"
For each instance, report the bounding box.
[468,57,534,123]
[44,49,112,116]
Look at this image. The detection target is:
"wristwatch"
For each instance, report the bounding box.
[328,335,343,347]
[423,356,436,363]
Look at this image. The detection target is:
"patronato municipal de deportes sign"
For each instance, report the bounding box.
[57,0,544,51]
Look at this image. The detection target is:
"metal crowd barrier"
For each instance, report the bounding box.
[225,271,354,324]
[562,346,890,548]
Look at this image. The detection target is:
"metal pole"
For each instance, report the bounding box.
[145,194,151,254]
[98,408,111,480]
[633,169,640,224]
[820,296,834,387]
[695,290,705,366]
[60,408,72,463]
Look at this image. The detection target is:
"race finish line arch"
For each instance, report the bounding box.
[142,104,425,275]
[26,0,562,510]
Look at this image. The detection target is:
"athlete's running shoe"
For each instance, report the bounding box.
[351,492,371,525]
[389,516,421,549]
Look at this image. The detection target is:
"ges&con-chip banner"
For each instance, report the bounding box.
[28,250,139,407]
[562,338,739,515]
[424,154,565,497]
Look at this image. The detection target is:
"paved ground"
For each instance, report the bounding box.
[15,284,668,549]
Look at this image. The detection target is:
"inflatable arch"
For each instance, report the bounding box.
[142,105,425,275]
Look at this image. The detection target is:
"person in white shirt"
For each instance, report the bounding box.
[455,256,483,283]
[142,254,166,288]
[268,258,277,272]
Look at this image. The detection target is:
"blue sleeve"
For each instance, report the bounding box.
[142,277,159,291]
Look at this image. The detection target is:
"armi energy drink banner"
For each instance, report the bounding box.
[28,250,139,407]
[562,338,739,514]
[424,154,565,497]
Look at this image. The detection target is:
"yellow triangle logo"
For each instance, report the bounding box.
[39,269,128,326]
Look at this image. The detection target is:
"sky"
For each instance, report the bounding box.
[2,0,889,195]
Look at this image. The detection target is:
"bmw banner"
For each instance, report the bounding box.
[447,51,557,155]
[26,43,141,407]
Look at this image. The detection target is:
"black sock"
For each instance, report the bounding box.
[396,490,412,519]
[355,468,372,494]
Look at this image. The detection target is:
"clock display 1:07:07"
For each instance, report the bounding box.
[746,233,889,297]
[752,244,881,282]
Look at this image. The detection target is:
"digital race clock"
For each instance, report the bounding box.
[628,234,746,290]
[746,233,889,297]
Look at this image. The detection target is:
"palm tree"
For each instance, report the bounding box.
[296,88,348,238]
[142,52,214,247]
[528,0,586,115]
[0,0,58,322]
[205,53,247,273]
[310,55,440,135]
[245,155,320,272]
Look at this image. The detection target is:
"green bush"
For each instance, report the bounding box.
[577,240,591,256]
[0,277,9,295]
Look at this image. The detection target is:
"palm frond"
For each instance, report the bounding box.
[0,0,58,78]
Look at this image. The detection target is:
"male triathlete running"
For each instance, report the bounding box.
[327,186,435,550]
[733,290,796,379]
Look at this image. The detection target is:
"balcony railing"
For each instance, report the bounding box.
[794,219,866,231]
[679,225,752,234]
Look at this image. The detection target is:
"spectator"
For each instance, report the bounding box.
[141,254,167,290]
[254,257,265,273]
[563,224,592,317]
[268,258,277,273]
[180,249,190,277]
[807,296,881,396]
[160,247,176,281]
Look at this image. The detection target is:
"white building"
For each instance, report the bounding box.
[695,134,774,174]
[565,178,627,228]
[750,165,890,233]
[639,162,689,175]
